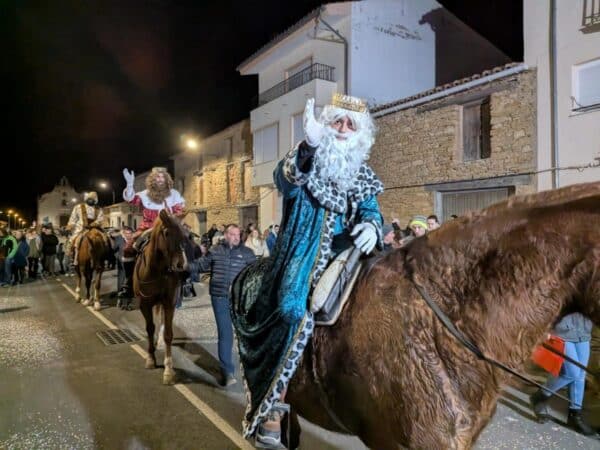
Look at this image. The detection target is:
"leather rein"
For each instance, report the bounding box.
[135,238,187,299]
[412,281,599,408]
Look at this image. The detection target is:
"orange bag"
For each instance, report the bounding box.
[531,336,565,377]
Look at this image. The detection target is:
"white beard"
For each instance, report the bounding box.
[313,127,372,191]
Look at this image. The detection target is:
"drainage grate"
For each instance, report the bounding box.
[96,329,141,346]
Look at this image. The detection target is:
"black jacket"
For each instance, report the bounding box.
[198,242,256,297]
[40,233,59,255]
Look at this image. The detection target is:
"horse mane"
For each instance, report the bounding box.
[357,181,600,363]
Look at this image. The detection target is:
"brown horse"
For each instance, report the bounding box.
[134,209,188,385]
[75,227,109,311]
[283,181,600,450]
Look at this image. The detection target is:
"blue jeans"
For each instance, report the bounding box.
[211,296,234,376]
[3,257,14,284]
[543,340,591,409]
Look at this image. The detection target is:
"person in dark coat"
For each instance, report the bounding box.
[198,224,256,387]
[40,225,59,276]
[11,230,29,284]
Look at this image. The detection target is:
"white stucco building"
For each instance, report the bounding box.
[37,177,81,228]
[524,0,600,190]
[238,0,510,227]
[102,171,147,229]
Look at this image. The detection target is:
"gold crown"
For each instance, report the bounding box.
[331,93,367,113]
[151,167,168,173]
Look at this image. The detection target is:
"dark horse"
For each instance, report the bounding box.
[134,209,188,385]
[273,181,600,450]
[75,227,110,311]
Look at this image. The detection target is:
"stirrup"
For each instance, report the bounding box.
[255,402,290,449]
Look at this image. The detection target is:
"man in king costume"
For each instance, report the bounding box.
[122,166,185,232]
[231,94,384,448]
[119,166,185,297]
[67,191,106,266]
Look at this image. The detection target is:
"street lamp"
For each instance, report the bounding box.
[98,181,116,205]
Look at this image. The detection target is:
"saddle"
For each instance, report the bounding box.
[311,247,364,326]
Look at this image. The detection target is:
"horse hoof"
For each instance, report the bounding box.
[93,302,101,311]
[163,373,176,385]
[82,299,90,306]
[145,358,156,369]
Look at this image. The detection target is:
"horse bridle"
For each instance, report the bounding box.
[412,281,599,408]
[135,242,187,299]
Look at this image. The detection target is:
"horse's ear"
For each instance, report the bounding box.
[159,209,170,223]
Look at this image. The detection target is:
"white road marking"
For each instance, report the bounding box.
[174,384,254,450]
[60,283,118,330]
[59,281,250,448]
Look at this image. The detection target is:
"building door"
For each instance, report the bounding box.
[439,187,513,222]
[239,206,259,231]
[59,214,70,227]
[196,211,207,236]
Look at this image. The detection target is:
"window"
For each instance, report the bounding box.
[440,188,512,222]
[462,98,491,161]
[572,59,600,111]
[224,137,233,162]
[198,176,204,205]
[253,123,278,164]
[291,113,304,147]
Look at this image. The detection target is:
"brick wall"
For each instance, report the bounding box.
[370,70,537,225]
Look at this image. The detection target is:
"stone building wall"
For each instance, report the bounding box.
[173,119,260,232]
[370,69,537,225]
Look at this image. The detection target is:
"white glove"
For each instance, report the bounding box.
[303,98,325,147]
[122,168,135,187]
[350,223,377,254]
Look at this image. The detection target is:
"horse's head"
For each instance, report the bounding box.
[152,209,189,273]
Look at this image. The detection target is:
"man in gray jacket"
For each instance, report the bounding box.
[198,224,256,387]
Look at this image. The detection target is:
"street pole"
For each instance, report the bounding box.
[112,190,115,205]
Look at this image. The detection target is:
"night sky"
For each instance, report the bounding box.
[2,0,522,222]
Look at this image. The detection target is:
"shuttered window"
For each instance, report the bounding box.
[253,123,279,164]
[462,98,491,161]
[441,188,512,222]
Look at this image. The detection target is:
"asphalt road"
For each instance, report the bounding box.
[1,272,599,450]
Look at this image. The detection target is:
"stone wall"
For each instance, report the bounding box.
[370,70,537,225]
[173,120,260,231]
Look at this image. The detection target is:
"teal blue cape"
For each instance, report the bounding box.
[231,150,382,437]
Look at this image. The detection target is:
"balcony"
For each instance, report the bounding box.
[582,0,600,33]
[258,63,335,106]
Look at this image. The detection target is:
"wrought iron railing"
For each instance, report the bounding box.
[258,63,335,105]
[582,0,600,31]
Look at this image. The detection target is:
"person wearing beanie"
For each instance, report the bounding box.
[409,215,428,237]
[382,223,396,252]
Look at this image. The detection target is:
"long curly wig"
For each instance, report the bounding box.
[146,169,174,204]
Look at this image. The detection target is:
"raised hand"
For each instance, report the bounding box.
[303,98,325,147]
[122,168,135,186]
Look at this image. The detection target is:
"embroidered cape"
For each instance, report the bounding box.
[231,142,384,437]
